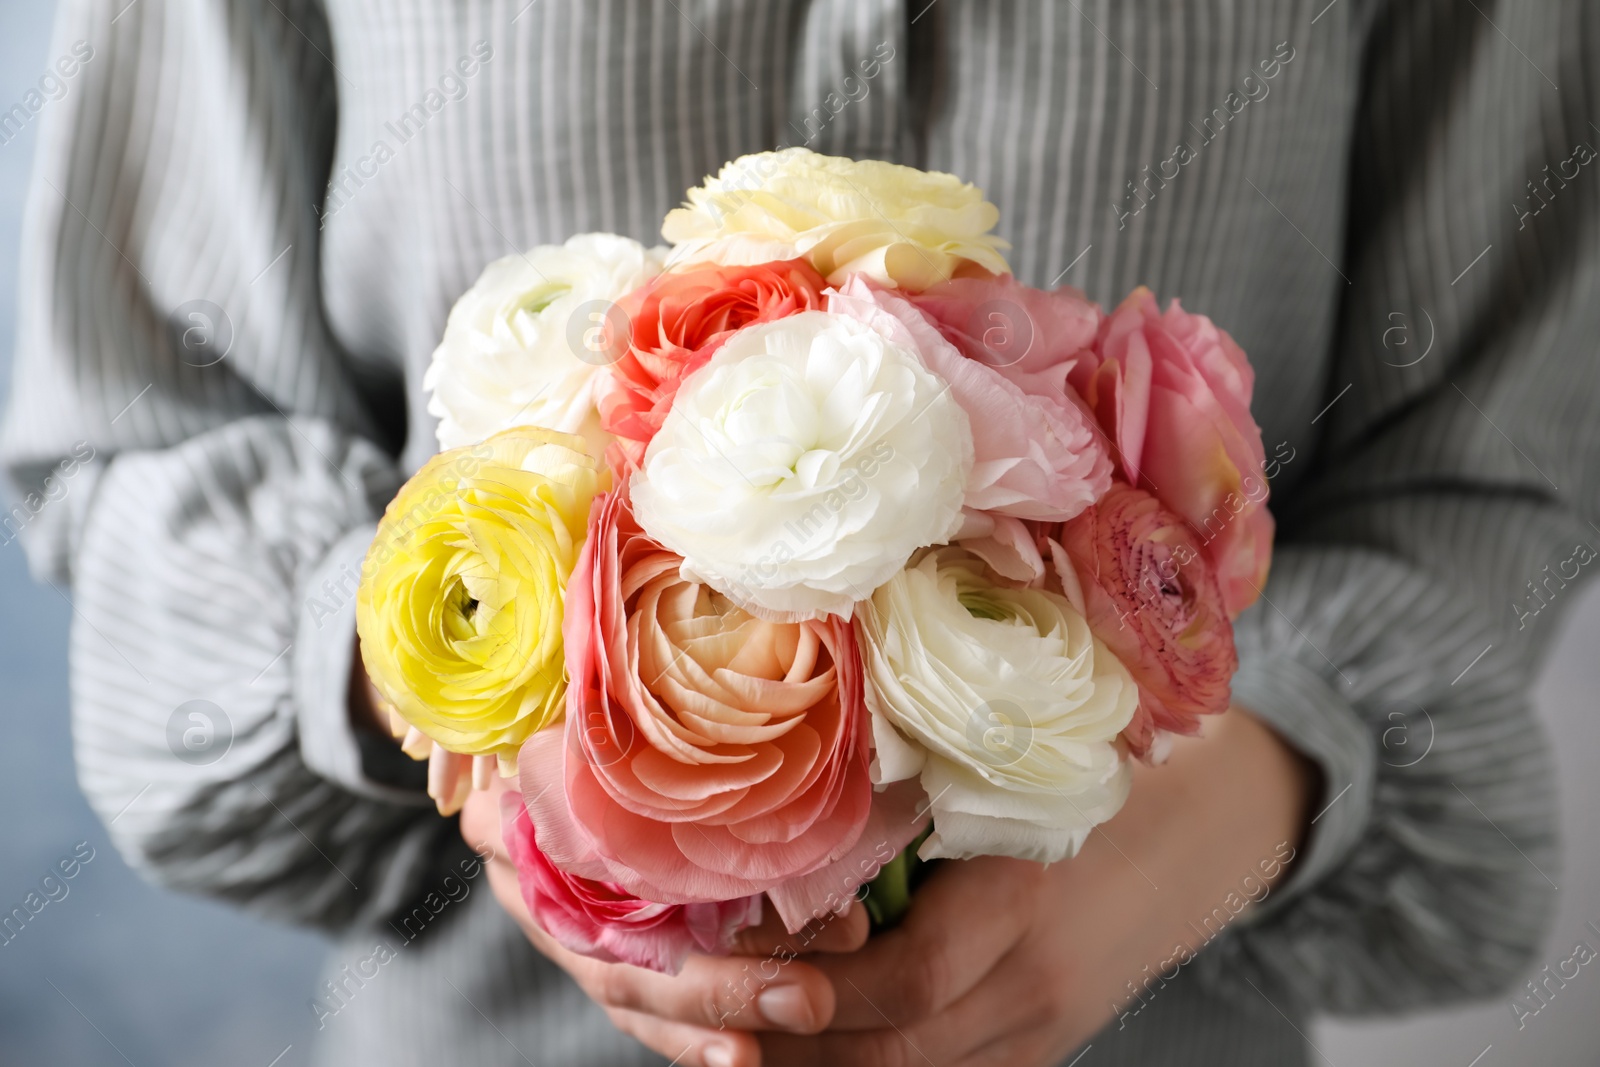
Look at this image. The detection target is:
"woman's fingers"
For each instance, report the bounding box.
[730,898,870,957]
[809,856,1042,1030]
[562,946,836,1035]
[458,777,512,861]
[605,1007,760,1067]
[428,745,473,815]
[464,786,836,1038]
[761,938,1057,1067]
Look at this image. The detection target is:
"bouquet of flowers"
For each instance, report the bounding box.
[356,148,1274,975]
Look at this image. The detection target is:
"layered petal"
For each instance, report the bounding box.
[829,277,1110,522]
[601,259,830,467]
[855,547,1137,863]
[630,310,973,621]
[1047,483,1238,757]
[424,234,665,456]
[1073,288,1274,615]
[501,790,763,975]
[910,273,1102,403]
[662,148,1011,289]
[518,486,902,920]
[356,428,606,761]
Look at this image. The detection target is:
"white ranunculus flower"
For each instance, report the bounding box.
[424,233,665,453]
[630,310,973,621]
[857,547,1138,863]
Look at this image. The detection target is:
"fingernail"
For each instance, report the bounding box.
[704,1044,736,1067]
[757,984,816,1032]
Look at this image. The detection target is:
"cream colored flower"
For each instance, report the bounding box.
[662,149,1011,290]
[857,547,1138,863]
[425,233,665,455]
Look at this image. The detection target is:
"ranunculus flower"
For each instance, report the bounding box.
[1071,288,1273,615]
[910,273,1102,403]
[425,233,665,456]
[600,259,829,466]
[856,546,1138,864]
[661,148,1012,290]
[518,486,927,931]
[630,310,973,621]
[356,427,606,763]
[828,278,1111,522]
[500,791,763,975]
[899,275,1110,581]
[1048,483,1238,758]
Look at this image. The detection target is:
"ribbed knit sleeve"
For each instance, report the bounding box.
[1199,0,1598,1014]
[0,0,451,930]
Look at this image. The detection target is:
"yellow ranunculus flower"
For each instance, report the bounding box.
[661,148,1011,290]
[356,427,606,763]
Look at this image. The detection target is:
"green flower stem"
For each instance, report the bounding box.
[862,827,935,931]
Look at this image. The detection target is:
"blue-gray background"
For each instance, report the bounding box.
[1,4,1595,1066]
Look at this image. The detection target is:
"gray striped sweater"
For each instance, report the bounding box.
[4,1,1597,1064]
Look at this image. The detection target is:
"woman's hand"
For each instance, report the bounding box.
[462,707,1313,1067]
[459,774,869,1067]
[352,640,498,815]
[758,708,1317,1066]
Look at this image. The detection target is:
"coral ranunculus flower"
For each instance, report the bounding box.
[601,258,829,466]
[356,427,607,763]
[519,485,926,930]
[500,791,763,975]
[1050,482,1238,758]
[1071,288,1273,616]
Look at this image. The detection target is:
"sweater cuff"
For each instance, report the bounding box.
[1229,654,1376,920]
[293,523,429,805]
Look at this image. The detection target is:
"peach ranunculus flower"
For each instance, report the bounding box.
[1071,288,1273,616]
[1047,482,1238,758]
[518,485,926,931]
[661,148,1012,290]
[500,791,763,975]
[600,258,829,467]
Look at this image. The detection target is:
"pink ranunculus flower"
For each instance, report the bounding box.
[909,273,1103,404]
[500,790,763,975]
[829,277,1111,580]
[521,484,927,931]
[1072,287,1273,616]
[1047,483,1238,758]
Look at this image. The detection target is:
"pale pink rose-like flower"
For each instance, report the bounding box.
[1072,288,1273,616]
[518,485,926,932]
[909,273,1102,403]
[500,791,763,975]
